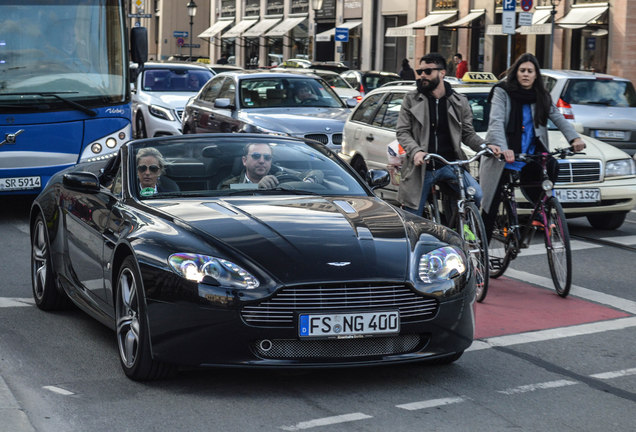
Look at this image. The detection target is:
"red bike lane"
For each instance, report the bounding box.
[474,277,631,339]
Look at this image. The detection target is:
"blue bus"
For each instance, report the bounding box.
[0,0,146,195]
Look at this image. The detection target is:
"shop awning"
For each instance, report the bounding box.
[385,11,457,37]
[265,15,307,37]
[558,3,609,29]
[221,18,258,38]
[198,20,233,38]
[532,7,553,25]
[242,18,281,38]
[444,9,485,28]
[316,20,362,41]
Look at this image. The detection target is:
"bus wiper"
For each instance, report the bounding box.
[0,92,97,117]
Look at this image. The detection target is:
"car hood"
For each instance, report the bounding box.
[238,108,350,134]
[147,92,196,109]
[152,196,414,283]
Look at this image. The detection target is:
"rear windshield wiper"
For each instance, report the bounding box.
[0,92,97,117]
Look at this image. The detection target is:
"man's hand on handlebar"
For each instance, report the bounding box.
[414,151,428,166]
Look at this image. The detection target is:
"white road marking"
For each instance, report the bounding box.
[468,316,636,351]
[509,239,601,257]
[396,396,465,411]
[497,379,577,395]
[280,413,372,431]
[0,297,34,307]
[42,385,75,396]
[590,368,636,380]
[600,234,636,245]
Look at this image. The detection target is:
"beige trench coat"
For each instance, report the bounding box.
[396,86,486,210]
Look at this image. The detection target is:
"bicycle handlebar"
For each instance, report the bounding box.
[515,146,582,162]
[423,147,494,166]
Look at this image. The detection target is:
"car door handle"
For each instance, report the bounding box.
[365,134,374,142]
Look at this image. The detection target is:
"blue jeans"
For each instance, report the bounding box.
[405,165,483,216]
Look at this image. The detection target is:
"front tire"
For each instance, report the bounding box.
[116,256,175,380]
[461,202,489,303]
[351,156,367,180]
[586,212,627,230]
[545,197,572,297]
[31,215,68,310]
[135,114,147,139]
[488,200,516,279]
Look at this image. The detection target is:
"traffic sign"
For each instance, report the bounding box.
[521,0,533,12]
[176,37,185,47]
[502,0,516,35]
[173,31,189,38]
[335,28,349,42]
[502,0,516,12]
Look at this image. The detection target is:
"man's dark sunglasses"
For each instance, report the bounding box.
[416,67,444,75]
[248,152,272,161]
[137,164,160,173]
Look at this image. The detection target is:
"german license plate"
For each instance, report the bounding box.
[0,176,41,191]
[595,130,625,139]
[298,311,400,338]
[554,188,600,203]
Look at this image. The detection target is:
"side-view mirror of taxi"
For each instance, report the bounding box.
[214,98,232,109]
[367,169,391,190]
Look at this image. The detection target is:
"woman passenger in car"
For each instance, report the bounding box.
[136,147,179,196]
[480,53,586,240]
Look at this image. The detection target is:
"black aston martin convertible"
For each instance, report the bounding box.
[30,133,475,380]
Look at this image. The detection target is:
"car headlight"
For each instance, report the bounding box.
[168,253,260,289]
[418,246,467,283]
[149,104,175,121]
[606,158,636,177]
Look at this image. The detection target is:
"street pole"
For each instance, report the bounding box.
[189,16,193,60]
[311,0,324,62]
[548,0,561,70]
[186,0,198,61]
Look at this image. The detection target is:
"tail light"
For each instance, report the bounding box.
[556,98,575,120]
[355,95,363,102]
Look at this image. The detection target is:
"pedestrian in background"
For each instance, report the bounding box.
[399,58,416,80]
[480,52,586,240]
[454,53,468,79]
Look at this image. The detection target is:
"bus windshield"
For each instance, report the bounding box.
[0,0,127,110]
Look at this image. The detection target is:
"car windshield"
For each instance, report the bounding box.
[317,73,353,89]
[239,77,345,108]
[141,68,213,92]
[363,74,400,92]
[462,92,491,133]
[130,136,369,199]
[561,79,636,107]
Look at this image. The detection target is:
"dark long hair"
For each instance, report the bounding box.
[503,53,551,127]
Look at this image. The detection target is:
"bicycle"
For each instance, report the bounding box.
[421,148,492,303]
[487,147,577,297]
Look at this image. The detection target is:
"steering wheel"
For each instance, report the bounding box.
[275,173,304,183]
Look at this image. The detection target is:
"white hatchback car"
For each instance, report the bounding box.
[340,80,636,230]
[132,62,213,138]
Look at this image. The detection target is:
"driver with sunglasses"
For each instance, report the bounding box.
[396,52,499,215]
[220,143,324,190]
[136,147,179,196]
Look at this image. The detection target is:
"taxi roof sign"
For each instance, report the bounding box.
[460,72,498,83]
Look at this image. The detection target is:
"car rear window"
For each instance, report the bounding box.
[362,74,400,92]
[561,79,636,107]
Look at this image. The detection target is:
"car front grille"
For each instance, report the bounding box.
[177,109,184,121]
[253,334,424,359]
[241,282,439,328]
[556,160,602,183]
[304,133,328,144]
[332,133,343,145]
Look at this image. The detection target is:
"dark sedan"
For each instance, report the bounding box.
[181,71,356,151]
[30,134,476,380]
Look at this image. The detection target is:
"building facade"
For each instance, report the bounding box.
[132,0,635,83]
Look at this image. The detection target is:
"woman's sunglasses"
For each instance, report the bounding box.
[248,153,272,161]
[137,164,160,173]
[416,67,444,75]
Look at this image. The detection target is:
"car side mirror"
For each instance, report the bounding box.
[63,172,100,193]
[214,98,232,109]
[346,98,358,108]
[367,169,391,190]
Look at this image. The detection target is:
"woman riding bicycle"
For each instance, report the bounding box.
[481,53,586,241]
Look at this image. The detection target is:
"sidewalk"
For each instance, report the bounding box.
[0,375,35,432]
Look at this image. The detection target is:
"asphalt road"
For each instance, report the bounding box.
[1,196,635,432]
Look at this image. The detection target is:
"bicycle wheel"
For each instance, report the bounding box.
[544,197,572,297]
[461,202,489,303]
[488,200,516,279]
